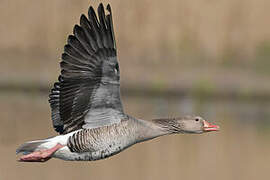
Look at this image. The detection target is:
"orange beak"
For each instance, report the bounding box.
[203,120,220,132]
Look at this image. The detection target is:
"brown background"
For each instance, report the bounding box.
[1,0,270,180]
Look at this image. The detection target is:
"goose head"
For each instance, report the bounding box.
[178,116,219,133]
[155,116,219,134]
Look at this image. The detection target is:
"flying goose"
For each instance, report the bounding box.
[16,3,219,162]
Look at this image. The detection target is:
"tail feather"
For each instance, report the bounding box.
[16,140,49,154]
[16,131,78,156]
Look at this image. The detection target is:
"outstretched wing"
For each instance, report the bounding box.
[49,4,125,135]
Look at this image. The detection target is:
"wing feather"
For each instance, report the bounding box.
[48,3,124,134]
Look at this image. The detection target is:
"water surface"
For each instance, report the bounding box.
[1,93,269,180]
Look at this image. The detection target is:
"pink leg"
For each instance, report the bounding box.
[19,143,64,162]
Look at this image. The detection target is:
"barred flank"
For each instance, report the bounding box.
[67,130,88,152]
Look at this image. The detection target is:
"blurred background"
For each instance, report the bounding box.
[1,0,270,180]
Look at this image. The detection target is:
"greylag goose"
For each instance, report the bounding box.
[16,3,219,162]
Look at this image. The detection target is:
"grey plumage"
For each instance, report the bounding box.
[56,116,168,161]
[17,3,219,162]
[48,3,123,134]
[53,116,207,161]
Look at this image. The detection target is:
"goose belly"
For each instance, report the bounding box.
[53,125,138,161]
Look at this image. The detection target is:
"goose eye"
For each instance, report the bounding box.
[195,118,199,122]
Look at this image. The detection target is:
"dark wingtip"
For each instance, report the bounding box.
[106,4,111,13]
[80,14,88,25]
[73,24,81,35]
[98,3,106,19]
[98,3,105,12]
[88,6,96,16]
[67,35,75,45]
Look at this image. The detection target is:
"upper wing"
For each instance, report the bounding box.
[49,3,125,135]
